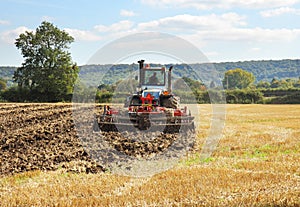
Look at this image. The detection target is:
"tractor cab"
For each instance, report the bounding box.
[138,60,171,92]
[124,60,174,108]
[140,65,166,90]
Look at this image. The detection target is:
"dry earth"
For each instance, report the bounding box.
[0,103,194,175]
[0,104,299,206]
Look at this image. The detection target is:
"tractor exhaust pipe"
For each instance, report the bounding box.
[138,60,145,70]
[168,66,173,93]
[137,60,145,88]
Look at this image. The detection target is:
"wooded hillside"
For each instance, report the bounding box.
[1,59,299,87]
[76,59,300,86]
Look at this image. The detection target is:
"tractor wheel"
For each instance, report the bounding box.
[162,96,179,109]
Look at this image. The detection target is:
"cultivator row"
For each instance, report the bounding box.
[96,109,195,133]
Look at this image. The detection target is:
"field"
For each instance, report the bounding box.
[0,103,299,206]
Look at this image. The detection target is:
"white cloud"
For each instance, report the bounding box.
[196,27,300,42]
[120,9,137,17]
[64,28,102,41]
[137,13,247,32]
[228,0,299,9]
[140,0,300,9]
[131,13,300,43]
[250,47,261,52]
[260,7,300,17]
[94,20,134,33]
[1,26,101,44]
[204,51,219,58]
[1,26,31,44]
[0,20,10,25]
[90,13,300,44]
[140,0,222,9]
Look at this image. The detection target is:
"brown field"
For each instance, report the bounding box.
[0,104,299,206]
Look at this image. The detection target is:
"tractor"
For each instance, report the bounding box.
[97,60,195,133]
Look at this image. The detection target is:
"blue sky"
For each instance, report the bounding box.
[0,0,300,66]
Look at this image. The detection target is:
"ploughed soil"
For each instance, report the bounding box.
[0,103,194,176]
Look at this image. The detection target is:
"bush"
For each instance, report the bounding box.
[93,89,265,105]
[265,92,300,104]
[1,86,30,102]
[226,89,263,104]
[1,86,73,102]
[95,91,114,103]
[260,88,300,97]
[0,79,6,91]
[192,89,263,104]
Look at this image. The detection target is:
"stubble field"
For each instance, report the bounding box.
[0,103,299,206]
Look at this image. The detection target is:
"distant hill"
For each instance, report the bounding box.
[212,59,300,82]
[78,63,199,86]
[1,59,299,87]
[78,59,300,86]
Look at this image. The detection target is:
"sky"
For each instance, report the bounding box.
[0,0,300,66]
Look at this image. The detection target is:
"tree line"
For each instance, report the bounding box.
[93,70,300,104]
[2,59,300,88]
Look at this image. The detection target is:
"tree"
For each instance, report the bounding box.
[294,78,300,88]
[0,78,6,91]
[270,78,280,88]
[182,77,205,91]
[14,21,78,101]
[256,80,270,89]
[223,68,255,89]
